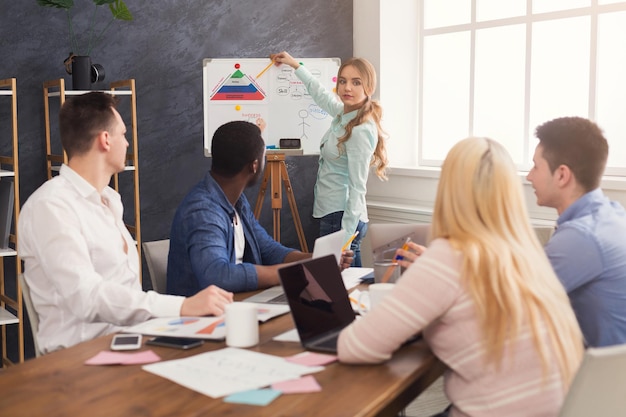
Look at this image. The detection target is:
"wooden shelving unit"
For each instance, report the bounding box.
[0,78,23,365]
[42,78,142,280]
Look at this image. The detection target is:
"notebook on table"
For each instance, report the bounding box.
[278,254,356,353]
[243,230,345,304]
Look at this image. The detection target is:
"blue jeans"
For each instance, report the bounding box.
[319,211,368,267]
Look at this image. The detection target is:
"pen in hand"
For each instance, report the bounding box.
[394,237,412,261]
[381,237,411,283]
[380,263,398,283]
[341,231,359,252]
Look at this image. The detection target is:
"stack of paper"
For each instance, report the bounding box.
[143,347,324,398]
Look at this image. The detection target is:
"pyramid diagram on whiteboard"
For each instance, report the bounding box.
[210,69,266,101]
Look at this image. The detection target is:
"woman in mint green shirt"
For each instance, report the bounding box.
[272,52,388,266]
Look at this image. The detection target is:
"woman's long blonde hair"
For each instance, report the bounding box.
[335,58,388,180]
[431,137,583,386]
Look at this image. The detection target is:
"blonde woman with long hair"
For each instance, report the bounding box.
[271,51,388,266]
[338,137,583,416]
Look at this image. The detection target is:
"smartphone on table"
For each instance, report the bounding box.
[146,336,204,350]
[110,334,143,351]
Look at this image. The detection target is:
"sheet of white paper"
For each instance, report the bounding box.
[341,267,373,289]
[142,347,323,398]
[312,229,345,264]
[249,303,290,322]
[273,328,300,342]
[348,288,370,313]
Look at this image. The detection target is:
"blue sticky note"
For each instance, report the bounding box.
[223,388,281,406]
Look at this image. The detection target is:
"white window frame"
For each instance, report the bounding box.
[354,0,626,225]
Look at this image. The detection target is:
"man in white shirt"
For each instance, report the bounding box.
[18,92,233,354]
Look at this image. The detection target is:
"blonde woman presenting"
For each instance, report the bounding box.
[271,51,388,266]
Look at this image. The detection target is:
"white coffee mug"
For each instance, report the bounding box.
[358,283,395,314]
[225,302,259,348]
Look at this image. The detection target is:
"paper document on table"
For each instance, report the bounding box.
[249,303,290,322]
[273,328,300,342]
[341,267,373,289]
[349,289,370,312]
[124,306,289,341]
[142,347,324,398]
[124,316,226,340]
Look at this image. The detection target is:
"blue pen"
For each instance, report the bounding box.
[395,237,412,261]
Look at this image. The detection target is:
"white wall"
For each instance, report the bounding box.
[354,0,626,230]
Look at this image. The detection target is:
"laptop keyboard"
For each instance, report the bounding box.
[314,337,338,350]
[267,292,287,304]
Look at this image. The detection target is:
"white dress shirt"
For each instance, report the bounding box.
[18,165,183,353]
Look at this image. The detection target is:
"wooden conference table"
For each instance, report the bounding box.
[0,290,446,417]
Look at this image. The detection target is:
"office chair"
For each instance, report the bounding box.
[142,239,170,294]
[533,225,554,246]
[559,343,626,416]
[18,273,43,357]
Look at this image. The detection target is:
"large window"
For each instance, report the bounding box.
[415,1,626,175]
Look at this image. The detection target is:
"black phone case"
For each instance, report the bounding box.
[146,337,204,350]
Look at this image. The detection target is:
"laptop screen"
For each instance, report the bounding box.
[369,223,431,262]
[279,255,356,344]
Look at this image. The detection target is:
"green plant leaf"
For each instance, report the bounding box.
[36,0,74,9]
[109,0,133,21]
[38,0,133,55]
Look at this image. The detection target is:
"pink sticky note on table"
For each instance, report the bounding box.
[84,350,161,365]
[272,375,322,394]
[285,351,338,366]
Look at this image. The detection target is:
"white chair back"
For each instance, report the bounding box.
[18,273,43,357]
[559,343,626,416]
[142,239,170,293]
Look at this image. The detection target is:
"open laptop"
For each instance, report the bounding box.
[243,230,345,304]
[278,254,356,353]
[369,223,431,263]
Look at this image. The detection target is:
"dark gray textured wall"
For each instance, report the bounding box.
[0,0,352,360]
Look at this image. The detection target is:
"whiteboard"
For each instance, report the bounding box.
[202,57,341,156]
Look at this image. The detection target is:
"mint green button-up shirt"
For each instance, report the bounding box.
[295,66,377,240]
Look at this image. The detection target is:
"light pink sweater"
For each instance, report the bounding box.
[338,238,566,417]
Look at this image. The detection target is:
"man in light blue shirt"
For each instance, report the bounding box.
[527,116,626,347]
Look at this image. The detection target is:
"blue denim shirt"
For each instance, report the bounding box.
[166,173,294,295]
[545,188,626,347]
